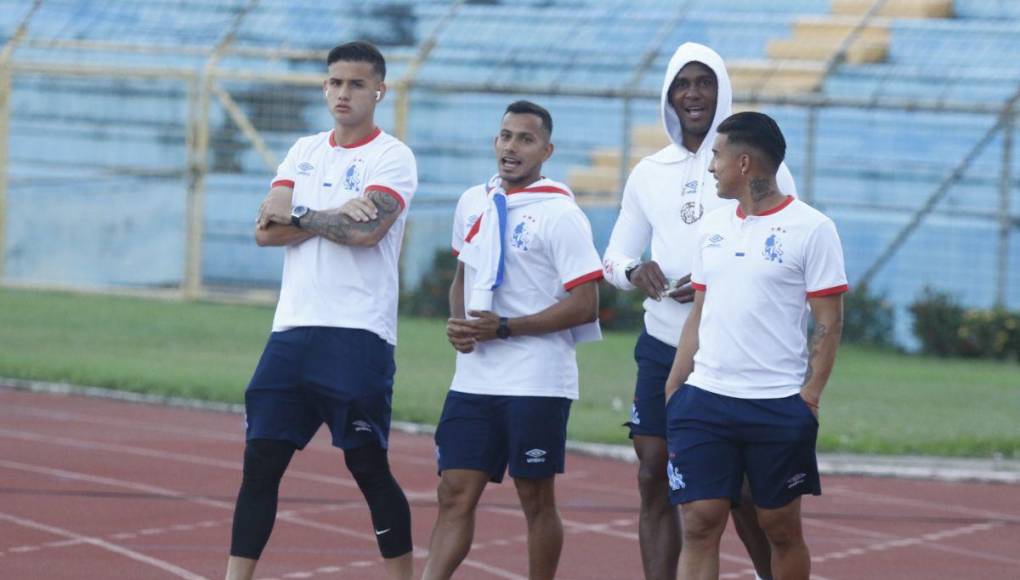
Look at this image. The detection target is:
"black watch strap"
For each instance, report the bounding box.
[625,262,640,281]
[496,317,511,339]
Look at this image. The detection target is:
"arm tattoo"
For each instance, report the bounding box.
[803,322,828,386]
[302,189,401,245]
[749,177,775,202]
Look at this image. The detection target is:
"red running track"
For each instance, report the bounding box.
[1,388,1018,579]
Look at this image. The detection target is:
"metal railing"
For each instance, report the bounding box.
[0,0,1017,317]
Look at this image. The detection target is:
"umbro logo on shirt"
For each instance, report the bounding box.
[297,161,314,175]
[705,234,724,248]
[525,449,547,463]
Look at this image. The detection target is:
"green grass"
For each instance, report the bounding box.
[1,287,1017,457]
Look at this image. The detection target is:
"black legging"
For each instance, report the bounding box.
[229,439,412,560]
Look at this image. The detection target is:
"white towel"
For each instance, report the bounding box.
[458,175,602,344]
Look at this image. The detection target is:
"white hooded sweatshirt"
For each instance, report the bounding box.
[602,42,797,348]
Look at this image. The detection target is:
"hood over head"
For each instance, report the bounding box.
[653,42,732,162]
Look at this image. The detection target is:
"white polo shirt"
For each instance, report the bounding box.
[450,180,603,400]
[270,128,418,345]
[688,196,848,399]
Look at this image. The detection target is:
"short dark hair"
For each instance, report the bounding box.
[504,100,553,139]
[327,41,386,80]
[716,111,786,170]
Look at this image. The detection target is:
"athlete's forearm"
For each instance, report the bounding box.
[506,281,598,337]
[300,189,401,247]
[801,295,844,405]
[664,291,702,399]
[255,224,315,247]
[449,262,466,319]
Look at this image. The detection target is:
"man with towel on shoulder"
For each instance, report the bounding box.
[420,100,603,580]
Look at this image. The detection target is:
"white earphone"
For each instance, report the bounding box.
[375,91,382,101]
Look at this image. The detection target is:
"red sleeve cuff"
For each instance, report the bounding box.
[451,248,460,257]
[807,284,849,297]
[691,282,707,291]
[366,185,406,210]
[564,269,604,291]
[271,179,295,189]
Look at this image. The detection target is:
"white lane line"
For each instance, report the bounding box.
[0,512,208,580]
[0,459,232,509]
[0,427,435,501]
[0,459,375,548]
[807,517,1018,565]
[812,521,1010,564]
[826,486,1020,521]
[480,504,759,567]
[459,558,528,580]
[4,506,348,558]
[0,404,241,441]
[1,402,434,466]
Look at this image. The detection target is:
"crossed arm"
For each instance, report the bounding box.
[445,261,599,353]
[254,187,402,247]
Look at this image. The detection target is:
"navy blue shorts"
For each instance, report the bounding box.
[625,330,676,439]
[435,391,572,483]
[665,385,821,509]
[244,327,396,450]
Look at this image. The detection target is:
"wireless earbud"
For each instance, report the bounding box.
[375,91,382,101]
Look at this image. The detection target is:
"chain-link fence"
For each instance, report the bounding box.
[2,0,1018,346]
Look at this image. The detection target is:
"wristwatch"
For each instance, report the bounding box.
[624,261,641,281]
[291,205,309,227]
[496,317,512,339]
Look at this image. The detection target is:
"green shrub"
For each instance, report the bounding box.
[909,287,965,356]
[401,249,458,318]
[596,281,646,331]
[842,284,896,347]
[956,308,1019,360]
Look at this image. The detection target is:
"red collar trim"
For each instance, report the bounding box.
[329,127,381,149]
[736,195,794,219]
[506,185,571,196]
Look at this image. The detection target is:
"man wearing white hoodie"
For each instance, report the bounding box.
[602,43,795,580]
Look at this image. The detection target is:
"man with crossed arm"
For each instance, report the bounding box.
[225,41,417,580]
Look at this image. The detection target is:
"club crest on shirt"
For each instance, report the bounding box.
[680,201,704,225]
[343,157,366,191]
[763,227,786,263]
[511,215,536,251]
[682,180,698,196]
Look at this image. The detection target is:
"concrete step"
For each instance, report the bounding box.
[631,124,671,150]
[729,60,827,94]
[833,0,954,19]
[567,165,620,196]
[589,147,660,171]
[768,38,888,63]
[790,16,891,43]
